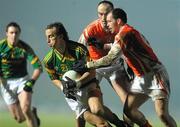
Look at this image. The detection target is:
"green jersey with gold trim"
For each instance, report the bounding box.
[0,39,42,79]
[43,40,89,80]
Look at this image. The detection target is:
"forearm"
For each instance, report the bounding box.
[52,80,63,90]
[87,43,121,69]
[31,68,42,81]
[76,70,96,88]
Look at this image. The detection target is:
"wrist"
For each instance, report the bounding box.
[26,79,35,87]
[87,61,95,69]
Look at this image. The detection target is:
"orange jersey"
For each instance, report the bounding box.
[115,24,161,76]
[79,19,115,60]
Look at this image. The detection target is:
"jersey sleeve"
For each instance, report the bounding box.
[25,46,42,70]
[43,54,59,80]
[78,34,88,47]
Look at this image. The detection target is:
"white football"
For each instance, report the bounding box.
[62,70,81,81]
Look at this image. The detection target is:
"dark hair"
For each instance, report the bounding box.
[46,22,69,41]
[98,0,114,9]
[6,22,21,32]
[112,8,127,23]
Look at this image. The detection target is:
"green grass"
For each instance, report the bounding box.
[0,111,179,127]
[0,111,92,127]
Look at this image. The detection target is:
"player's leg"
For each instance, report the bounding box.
[83,110,112,127]
[108,67,133,126]
[153,66,177,127]
[109,68,129,104]
[7,103,26,123]
[87,83,114,126]
[154,98,177,127]
[124,93,152,127]
[87,83,128,127]
[76,117,86,127]
[32,107,41,126]
[103,105,131,127]
[18,91,38,127]
[0,78,25,123]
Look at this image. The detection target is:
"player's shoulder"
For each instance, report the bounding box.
[68,40,87,50]
[68,40,89,56]
[84,19,101,33]
[18,40,32,50]
[43,49,54,64]
[121,24,134,35]
[0,38,7,46]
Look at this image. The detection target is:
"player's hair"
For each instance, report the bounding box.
[97,0,114,9]
[46,22,69,41]
[112,8,127,23]
[6,22,21,32]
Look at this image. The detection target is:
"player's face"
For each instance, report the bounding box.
[107,12,119,34]
[45,27,58,47]
[6,26,20,46]
[97,3,112,30]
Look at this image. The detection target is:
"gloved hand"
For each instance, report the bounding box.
[72,59,88,73]
[61,76,77,90]
[23,79,35,92]
[61,78,77,100]
[87,37,104,49]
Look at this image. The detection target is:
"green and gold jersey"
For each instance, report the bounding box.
[0,39,42,79]
[43,40,89,81]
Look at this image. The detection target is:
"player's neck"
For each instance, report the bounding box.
[56,42,66,54]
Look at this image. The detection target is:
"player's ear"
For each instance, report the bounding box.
[117,18,122,25]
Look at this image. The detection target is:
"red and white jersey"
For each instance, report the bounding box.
[79,19,115,60]
[115,24,161,76]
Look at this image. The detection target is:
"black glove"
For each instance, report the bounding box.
[127,66,134,81]
[72,59,88,73]
[23,79,35,92]
[61,79,77,100]
[61,76,77,90]
[87,37,104,49]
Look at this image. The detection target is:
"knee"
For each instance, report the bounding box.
[84,115,109,127]
[21,106,31,117]
[90,106,105,116]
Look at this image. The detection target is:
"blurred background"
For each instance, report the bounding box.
[0,0,179,126]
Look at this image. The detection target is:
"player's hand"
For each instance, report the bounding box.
[61,79,77,100]
[61,76,77,90]
[23,79,35,92]
[72,59,88,73]
[87,37,104,49]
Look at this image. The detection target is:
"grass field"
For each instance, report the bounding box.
[0,111,179,127]
[0,111,93,127]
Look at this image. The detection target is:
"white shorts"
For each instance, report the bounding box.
[131,65,170,101]
[65,98,87,119]
[0,75,29,105]
[96,62,128,83]
[64,82,101,119]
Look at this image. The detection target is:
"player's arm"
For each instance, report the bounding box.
[87,42,121,69]
[75,69,96,88]
[52,79,63,90]
[24,46,43,92]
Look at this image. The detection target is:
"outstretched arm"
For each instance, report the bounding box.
[87,42,121,69]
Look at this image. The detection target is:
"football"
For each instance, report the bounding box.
[62,70,81,81]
